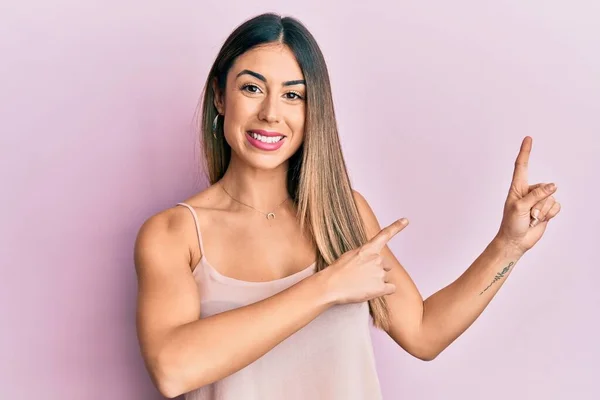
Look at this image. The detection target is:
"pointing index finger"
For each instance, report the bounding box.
[362,218,408,254]
[512,136,532,186]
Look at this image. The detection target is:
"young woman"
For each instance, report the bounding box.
[134,13,561,400]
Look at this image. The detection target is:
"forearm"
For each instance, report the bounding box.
[419,236,524,359]
[158,272,333,397]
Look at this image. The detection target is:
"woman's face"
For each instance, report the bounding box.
[215,43,306,170]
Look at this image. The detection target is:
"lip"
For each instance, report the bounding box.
[248,129,286,138]
[246,131,286,151]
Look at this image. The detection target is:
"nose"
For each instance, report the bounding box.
[257,94,281,124]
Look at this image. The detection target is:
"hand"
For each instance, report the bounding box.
[322,218,409,305]
[496,136,562,254]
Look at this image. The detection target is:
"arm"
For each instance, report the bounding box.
[134,209,334,398]
[419,236,522,359]
[352,190,523,361]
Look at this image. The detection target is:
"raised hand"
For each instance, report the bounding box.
[323,218,409,305]
[496,136,562,254]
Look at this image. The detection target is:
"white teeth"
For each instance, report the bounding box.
[250,132,284,143]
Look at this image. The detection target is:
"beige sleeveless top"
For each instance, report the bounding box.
[177,203,383,400]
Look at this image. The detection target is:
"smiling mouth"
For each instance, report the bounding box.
[246,131,286,143]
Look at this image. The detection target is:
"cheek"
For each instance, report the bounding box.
[289,109,306,138]
[225,93,257,122]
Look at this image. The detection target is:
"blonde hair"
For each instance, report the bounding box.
[197,13,390,330]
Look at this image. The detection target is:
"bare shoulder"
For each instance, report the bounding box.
[134,206,195,275]
[352,189,382,240]
[352,189,368,209]
[134,185,223,274]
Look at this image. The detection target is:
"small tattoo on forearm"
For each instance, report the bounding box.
[479,262,515,295]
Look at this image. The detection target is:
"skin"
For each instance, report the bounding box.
[134,43,561,396]
[213,43,307,209]
[204,43,316,280]
[192,43,316,281]
[351,136,561,359]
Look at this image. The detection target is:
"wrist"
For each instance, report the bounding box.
[309,268,339,308]
[492,234,526,259]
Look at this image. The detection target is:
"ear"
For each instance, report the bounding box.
[212,78,225,115]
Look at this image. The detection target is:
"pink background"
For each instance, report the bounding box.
[1,1,598,399]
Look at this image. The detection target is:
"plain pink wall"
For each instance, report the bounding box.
[1,1,598,399]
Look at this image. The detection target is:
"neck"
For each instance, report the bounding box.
[219,155,291,212]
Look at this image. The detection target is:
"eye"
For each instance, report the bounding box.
[241,83,262,94]
[285,91,304,101]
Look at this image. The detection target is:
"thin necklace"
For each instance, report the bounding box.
[220,183,290,220]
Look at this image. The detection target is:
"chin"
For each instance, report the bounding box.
[241,152,291,171]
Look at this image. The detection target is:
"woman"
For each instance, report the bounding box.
[134,12,561,399]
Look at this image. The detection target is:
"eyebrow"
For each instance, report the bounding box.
[236,69,305,86]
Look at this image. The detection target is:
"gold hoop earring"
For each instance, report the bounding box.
[212,114,221,139]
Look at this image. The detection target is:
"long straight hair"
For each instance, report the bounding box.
[197,13,390,330]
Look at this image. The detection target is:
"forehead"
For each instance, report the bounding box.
[229,44,304,82]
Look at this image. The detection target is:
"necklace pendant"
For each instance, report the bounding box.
[266,212,275,220]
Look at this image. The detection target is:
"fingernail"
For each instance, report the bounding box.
[530,219,539,228]
[546,183,556,190]
[532,209,540,219]
[399,218,408,224]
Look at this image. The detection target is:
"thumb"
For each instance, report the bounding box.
[522,183,557,208]
[362,218,408,254]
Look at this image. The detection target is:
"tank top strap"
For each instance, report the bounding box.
[176,203,206,256]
